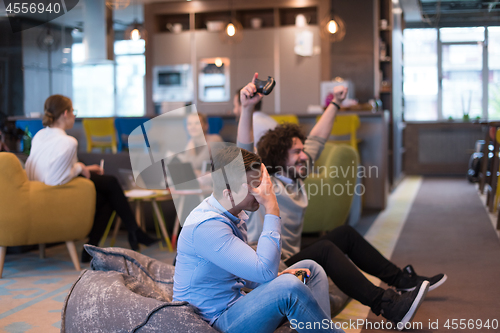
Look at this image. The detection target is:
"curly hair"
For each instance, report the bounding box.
[256,123,306,175]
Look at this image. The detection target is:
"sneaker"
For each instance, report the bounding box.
[380,280,430,331]
[396,265,447,292]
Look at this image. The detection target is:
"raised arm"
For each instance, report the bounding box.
[237,73,263,147]
[309,85,348,140]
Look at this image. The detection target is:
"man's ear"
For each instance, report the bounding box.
[222,188,232,201]
[222,187,236,208]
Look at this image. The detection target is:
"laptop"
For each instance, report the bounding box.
[165,162,202,193]
[118,168,143,191]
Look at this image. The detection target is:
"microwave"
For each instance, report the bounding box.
[153,64,193,103]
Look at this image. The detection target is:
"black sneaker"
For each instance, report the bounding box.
[380,280,430,331]
[396,265,447,292]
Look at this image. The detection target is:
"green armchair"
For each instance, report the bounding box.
[303,143,359,233]
[0,152,96,278]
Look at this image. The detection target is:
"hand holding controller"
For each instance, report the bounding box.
[294,270,309,284]
[253,76,276,96]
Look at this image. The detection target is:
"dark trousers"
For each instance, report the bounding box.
[284,225,401,309]
[86,174,139,246]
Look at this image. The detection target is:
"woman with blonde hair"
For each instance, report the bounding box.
[26,95,158,262]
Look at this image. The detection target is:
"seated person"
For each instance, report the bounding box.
[178,113,223,176]
[238,73,446,328]
[173,145,343,333]
[25,95,159,263]
[233,87,277,147]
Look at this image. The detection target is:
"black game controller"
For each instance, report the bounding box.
[294,270,309,284]
[254,76,276,96]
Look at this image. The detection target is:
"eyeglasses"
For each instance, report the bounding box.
[72,109,78,117]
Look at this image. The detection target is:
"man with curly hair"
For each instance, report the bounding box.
[237,73,446,329]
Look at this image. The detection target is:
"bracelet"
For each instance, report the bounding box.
[330,101,341,109]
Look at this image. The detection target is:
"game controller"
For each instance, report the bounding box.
[254,76,276,95]
[294,270,309,284]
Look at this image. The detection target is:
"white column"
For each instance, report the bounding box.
[83,0,107,62]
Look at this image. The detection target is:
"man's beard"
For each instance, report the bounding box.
[289,160,309,180]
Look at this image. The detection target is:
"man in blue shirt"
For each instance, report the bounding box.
[173,145,344,333]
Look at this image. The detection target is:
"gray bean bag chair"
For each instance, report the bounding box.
[61,245,296,333]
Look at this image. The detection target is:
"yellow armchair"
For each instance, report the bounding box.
[303,143,359,233]
[0,152,96,278]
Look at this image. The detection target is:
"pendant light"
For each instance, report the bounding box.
[320,1,346,42]
[220,0,243,44]
[125,0,146,41]
[106,0,130,10]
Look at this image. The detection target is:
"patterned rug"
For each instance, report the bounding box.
[0,237,176,332]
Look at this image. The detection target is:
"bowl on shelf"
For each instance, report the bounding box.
[206,21,225,32]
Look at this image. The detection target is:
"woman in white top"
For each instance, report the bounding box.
[26,95,158,263]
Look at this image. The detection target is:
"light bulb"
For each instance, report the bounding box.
[226,23,236,37]
[327,20,338,34]
[215,58,223,67]
[131,28,141,41]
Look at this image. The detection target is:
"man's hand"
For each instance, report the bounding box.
[332,85,348,106]
[246,164,279,217]
[278,268,311,278]
[240,73,263,109]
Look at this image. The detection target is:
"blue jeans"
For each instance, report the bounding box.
[212,260,344,333]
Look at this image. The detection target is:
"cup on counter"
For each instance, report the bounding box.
[250,17,262,29]
[30,112,41,118]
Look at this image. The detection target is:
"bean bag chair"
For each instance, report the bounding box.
[61,245,296,333]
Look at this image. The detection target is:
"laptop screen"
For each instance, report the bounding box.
[166,162,201,191]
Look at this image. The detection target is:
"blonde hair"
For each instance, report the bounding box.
[43,95,72,127]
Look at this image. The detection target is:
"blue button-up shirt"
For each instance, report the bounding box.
[173,194,281,324]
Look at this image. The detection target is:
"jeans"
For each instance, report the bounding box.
[285,225,402,310]
[212,260,344,333]
[87,174,140,245]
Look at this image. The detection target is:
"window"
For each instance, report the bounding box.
[71,39,145,117]
[403,29,438,121]
[72,43,115,117]
[402,27,500,121]
[115,40,145,117]
[489,27,500,119]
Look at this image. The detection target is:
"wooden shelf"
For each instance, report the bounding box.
[156,14,190,33]
[236,8,275,29]
[279,7,317,26]
[194,11,231,30]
